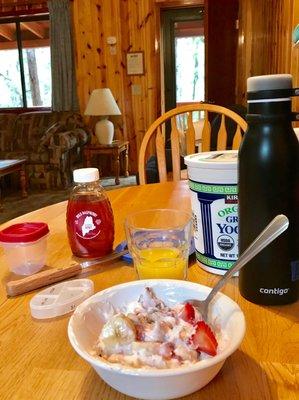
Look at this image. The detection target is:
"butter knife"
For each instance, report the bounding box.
[6,249,129,297]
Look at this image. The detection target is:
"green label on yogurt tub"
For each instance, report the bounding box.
[189,179,238,273]
[189,181,238,195]
[196,252,234,270]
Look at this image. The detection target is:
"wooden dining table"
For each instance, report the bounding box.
[0,181,298,400]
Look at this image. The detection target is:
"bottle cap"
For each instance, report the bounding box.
[247,74,293,103]
[73,168,99,183]
[247,74,292,92]
[30,279,94,319]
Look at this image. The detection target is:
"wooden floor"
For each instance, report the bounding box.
[0,175,137,224]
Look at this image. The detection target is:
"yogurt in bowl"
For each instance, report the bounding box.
[68,279,246,400]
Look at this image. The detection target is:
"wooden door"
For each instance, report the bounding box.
[205,0,239,106]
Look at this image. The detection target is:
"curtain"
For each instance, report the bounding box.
[48,0,79,111]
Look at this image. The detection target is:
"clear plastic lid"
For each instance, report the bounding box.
[30,279,94,319]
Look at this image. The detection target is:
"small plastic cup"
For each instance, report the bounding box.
[0,222,49,275]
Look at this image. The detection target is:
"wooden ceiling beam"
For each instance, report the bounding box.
[0,25,15,41]
[20,22,45,39]
[0,38,49,50]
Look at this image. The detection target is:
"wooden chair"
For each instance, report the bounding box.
[138,103,248,184]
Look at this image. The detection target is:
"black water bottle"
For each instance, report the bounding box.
[238,74,299,305]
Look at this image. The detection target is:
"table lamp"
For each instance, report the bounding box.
[84,88,121,145]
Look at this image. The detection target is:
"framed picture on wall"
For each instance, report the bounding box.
[126,51,145,75]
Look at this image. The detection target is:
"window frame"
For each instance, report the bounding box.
[0,13,51,112]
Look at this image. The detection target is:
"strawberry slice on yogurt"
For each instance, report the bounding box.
[190,320,218,356]
[178,303,195,323]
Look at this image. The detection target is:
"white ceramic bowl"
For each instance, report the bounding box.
[68,279,246,400]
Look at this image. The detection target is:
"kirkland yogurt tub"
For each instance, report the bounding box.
[184,151,238,275]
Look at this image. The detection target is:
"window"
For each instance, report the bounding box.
[175,34,205,103]
[0,15,51,109]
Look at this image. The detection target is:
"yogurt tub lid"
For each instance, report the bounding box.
[184,150,238,169]
[0,222,49,243]
[30,279,94,319]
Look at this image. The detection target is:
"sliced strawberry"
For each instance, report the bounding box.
[190,321,218,356]
[178,303,195,323]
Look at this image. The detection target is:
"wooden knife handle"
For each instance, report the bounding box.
[6,264,82,297]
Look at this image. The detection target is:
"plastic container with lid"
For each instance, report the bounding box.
[184,150,238,275]
[66,167,115,258]
[0,222,49,275]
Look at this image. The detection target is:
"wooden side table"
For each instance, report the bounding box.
[0,159,28,211]
[83,140,129,185]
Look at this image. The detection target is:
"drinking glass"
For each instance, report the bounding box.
[125,209,192,280]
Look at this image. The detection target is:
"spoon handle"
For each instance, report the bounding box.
[204,214,289,305]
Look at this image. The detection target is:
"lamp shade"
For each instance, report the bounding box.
[84,88,121,116]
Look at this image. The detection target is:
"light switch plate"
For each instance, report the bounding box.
[132,84,141,95]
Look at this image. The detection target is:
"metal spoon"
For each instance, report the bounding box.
[186,214,289,322]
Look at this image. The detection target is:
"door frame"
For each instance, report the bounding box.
[161,7,204,112]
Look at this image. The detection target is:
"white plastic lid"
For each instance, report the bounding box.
[73,168,99,183]
[184,150,238,170]
[247,74,292,92]
[30,279,94,319]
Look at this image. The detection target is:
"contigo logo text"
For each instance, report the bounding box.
[260,288,290,295]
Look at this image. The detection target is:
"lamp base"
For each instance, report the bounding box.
[95,118,114,145]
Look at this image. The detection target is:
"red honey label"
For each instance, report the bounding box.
[74,210,102,239]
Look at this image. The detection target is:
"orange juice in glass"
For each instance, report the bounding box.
[125,209,192,280]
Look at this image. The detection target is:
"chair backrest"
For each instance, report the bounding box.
[138,103,248,184]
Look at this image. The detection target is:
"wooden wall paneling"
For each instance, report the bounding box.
[1,0,298,173]
[126,0,146,170]
[291,0,299,126]
[235,0,249,104]
[73,1,125,142]
[125,0,158,171]
[119,0,134,146]
[236,0,296,106]
[272,0,292,73]
[73,0,161,174]
[130,1,146,158]
[73,0,95,113]
[120,0,141,168]
[143,0,158,146]
[100,0,125,141]
[72,0,297,173]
